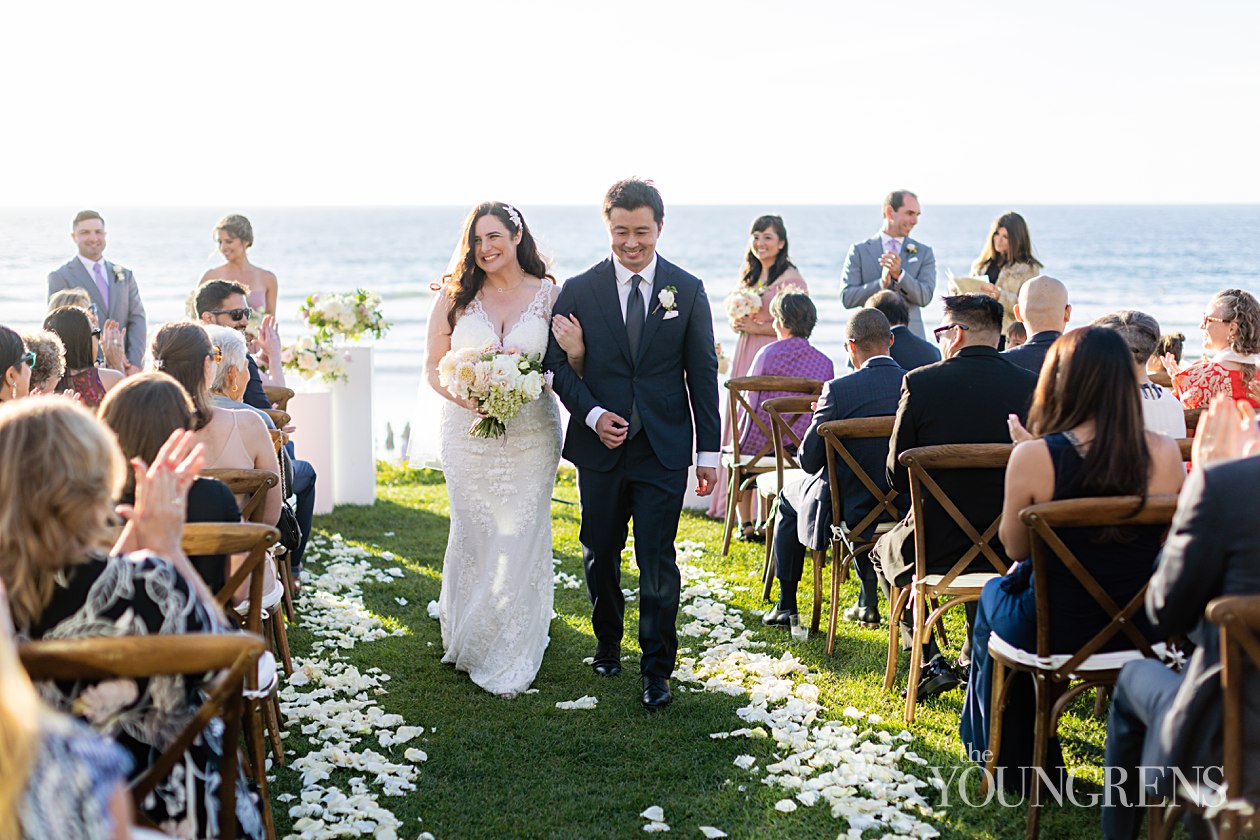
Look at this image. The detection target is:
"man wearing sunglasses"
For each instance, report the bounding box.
[47,210,148,371]
[870,293,1038,702]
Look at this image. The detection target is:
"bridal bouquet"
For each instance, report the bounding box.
[281,334,350,382]
[724,287,762,328]
[438,345,547,439]
[300,289,391,344]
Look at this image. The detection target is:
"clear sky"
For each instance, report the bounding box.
[3,0,1256,206]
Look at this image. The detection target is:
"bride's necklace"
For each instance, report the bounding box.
[487,273,527,293]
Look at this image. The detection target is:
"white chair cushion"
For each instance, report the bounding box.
[756,468,806,495]
[918,572,1000,591]
[989,632,1168,674]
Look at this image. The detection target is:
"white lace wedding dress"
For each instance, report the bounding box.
[436,282,562,695]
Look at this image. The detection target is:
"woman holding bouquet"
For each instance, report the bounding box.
[421,202,564,699]
[966,211,1043,332]
[706,214,807,529]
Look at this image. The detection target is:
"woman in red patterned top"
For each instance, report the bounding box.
[43,307,122,409]
[1166,288,1260,410]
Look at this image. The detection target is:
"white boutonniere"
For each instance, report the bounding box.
[111,264,127,283]
[653,286,678,314]
[904,243,918,255]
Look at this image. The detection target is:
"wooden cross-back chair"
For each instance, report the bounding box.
[986,495,1179,839]
[263,408,290,430]
[758,395,822,628]
[202,468,278,523]
[20,633,266,840]
[817,416,901,657]
[1185,407,1203,436]
[1178,438,1193,463]
[888,443,1015,723]
[720,376,823,556]
[183,523,286,773]
[1150,594,1260,840]
[263,385,294,412]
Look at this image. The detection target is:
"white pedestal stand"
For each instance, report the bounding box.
[330,346,377,506]
[287,390,336,515]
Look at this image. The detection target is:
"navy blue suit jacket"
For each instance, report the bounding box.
[242,356,270,410]
[544,257,720,473]
[890,324,941,372]
[1001,329,1061,375]
[793,357,906,550]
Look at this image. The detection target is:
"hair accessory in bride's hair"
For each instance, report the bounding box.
[501,203,523,232]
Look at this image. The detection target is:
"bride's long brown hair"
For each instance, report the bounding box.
[434,202,553,329]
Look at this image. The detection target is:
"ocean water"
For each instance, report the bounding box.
[2,205,1257,446]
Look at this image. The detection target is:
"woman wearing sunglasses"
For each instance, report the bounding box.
[0,327,34,404]
[42,307,123,409]
[1163,288,1260,409]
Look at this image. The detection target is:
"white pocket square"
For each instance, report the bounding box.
[908,257,919,263]
[663,310,680,320]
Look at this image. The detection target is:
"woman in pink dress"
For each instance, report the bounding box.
[707,215,808,530]
[1165,288,1260,410]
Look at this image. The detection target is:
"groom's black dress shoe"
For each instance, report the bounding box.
[642,676,672,710]
[761,607,797,628]
[592,644,621,677]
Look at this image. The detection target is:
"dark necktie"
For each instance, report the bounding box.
[625,274,644,437]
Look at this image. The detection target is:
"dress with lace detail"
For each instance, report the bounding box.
[437,281,562,695]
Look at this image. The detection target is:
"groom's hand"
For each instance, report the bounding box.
[694,467,717,497]
[596,412,629,449]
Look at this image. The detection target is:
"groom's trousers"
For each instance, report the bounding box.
[578,433,688,679]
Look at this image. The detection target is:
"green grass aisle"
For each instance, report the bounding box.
[268,464,1106,839]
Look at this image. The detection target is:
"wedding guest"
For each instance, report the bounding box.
[20,331,65,394]
[0,326,34,404]
[42,307,123,408]
[150,322,282,527]
[47,288,92,312]
[1101,397,1260,839]
[969,211,1044,331]
[0,398,263,839]
[46,288,127,373]
[871,294,1037,701]
[197,214,279,316]
[99,372,242,595]
[47,211,146,372]
[707,215,807,520]
[1148,331,1185,380]
[1093,310,1187,438]
[1165,288,1260,409]
[205,323,316,574]
[732,292,832,541]
[0,582,137,840]
[1004,321,1027,349]
[865,290,940,371]
[960,327,1184,793]
[1001,275,1071,375]
[841,190,937,338]
[193,279,280,408]
[762,309,905,627]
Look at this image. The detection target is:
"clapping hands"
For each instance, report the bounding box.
[1191,395,1260,468]
[879,251,902,288]
[112,429,204,560]
[1007,413,1033,443]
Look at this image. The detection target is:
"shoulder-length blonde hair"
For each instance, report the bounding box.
[0,398,123,629]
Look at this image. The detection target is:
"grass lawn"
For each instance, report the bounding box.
[270,464,1113,839]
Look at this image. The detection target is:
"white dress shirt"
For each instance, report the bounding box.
[586,253,718,470]
[78,254,107,279]
[879,232,904,255]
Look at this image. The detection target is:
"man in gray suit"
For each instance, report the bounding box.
[841,190,937,338]
[47,210,146,370]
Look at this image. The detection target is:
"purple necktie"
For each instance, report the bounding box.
[92,262,110,310]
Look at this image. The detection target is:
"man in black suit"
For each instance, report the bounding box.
[762,309,906,627]
[1001,274,1070,374]
[545,179,721,710]
[871,294,1037,699]
[1102,409,1260,838]
[865,290,940,371]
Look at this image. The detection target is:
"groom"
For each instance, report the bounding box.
[546,179,720,710]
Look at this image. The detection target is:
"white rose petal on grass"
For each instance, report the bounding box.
[842,706,866,720]
[395,597,408,606]
[403,748,428,763]
[640,806,665,822]
[699,828,728,839]
[733,754,757,770]
[643,823,670,833]
[426,600,440,619]
[555,695,598,710]
[774,799,798,813]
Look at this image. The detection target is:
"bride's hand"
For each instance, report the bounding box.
[551,313,585,359]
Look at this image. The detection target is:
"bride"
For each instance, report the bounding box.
[421,202,577,698]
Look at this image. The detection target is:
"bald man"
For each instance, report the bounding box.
[1001,275,1071,374]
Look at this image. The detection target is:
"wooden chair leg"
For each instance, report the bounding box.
[884,586,907,692]
[1093,684,1110,719]
[760,541,776,602]
[268,611,293,675]
[903,589,926,723]
[810,549,825,634]
[762,502,777,597]
[826,542,844,657]
[263,691,285,765]
[277,551,296,623]
[1025,674,1052,840]
[720,468,740,556]
[983,658,1007,796]
[931,597,950,650]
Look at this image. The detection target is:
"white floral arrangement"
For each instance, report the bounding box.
[716,342,730,376]
[299,288,391,344]
[438,343,548,438]
[724,287,762,329]
[281,334,350,382]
